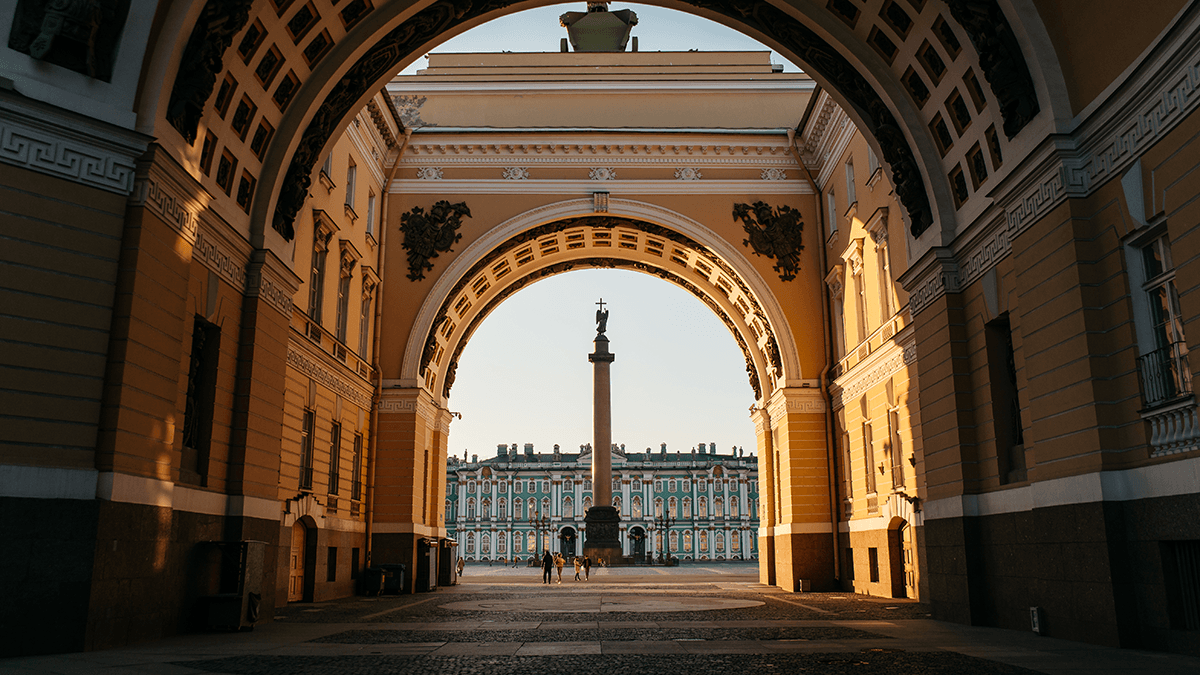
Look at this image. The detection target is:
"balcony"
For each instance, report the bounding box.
[1137,342,1192,409]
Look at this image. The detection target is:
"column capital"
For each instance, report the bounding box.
[766,386,827,422]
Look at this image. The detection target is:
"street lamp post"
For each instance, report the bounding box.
[654,513,676,563]
[531,511,551,557]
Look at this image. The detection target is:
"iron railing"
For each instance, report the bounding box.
[1137,341,1193,408]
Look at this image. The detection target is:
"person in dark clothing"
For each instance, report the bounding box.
[583,555,591,580]
[541,549,553,584]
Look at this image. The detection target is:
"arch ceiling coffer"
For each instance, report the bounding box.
[417,216,787,404]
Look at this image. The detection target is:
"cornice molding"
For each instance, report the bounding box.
[900,248,961,317]
[287,343,373,410]
[389,178,813,195]
[0,89,148,194]
[830,328,917,410]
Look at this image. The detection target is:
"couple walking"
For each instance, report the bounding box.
[541,550,592,584]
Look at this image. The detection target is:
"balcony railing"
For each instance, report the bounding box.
[1137,342,1193,408]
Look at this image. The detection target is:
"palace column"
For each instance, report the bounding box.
[583,300,622,563]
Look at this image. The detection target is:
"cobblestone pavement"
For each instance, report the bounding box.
[4,564,1200,675]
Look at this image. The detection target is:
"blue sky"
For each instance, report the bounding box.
[410,4,795,460]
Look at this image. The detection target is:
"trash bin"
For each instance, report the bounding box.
[363,567,385,596]
[379,563,406,594]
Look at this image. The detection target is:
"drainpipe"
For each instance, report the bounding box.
[788,128,841,583]
[365,125,412,567]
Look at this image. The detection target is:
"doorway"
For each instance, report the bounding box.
[289,520,307,602]
[560,527,577,558]
[629,526,647,561]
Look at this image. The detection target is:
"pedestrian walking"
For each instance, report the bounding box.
[583,555,591,580]
[457,556,465,576]
[573,556,582,581]
[541,550,553,584]
[554,553,564,583]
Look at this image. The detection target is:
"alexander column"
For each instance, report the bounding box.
[583,298,622,564]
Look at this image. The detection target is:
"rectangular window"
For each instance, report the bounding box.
[322,154,333,179]
[214,73,237,119]
[358,293,372,357]
[986,314,1027,484]
[309,244,327,322]
[326,546,337,582]
[328,421,341,495]
[868,147,880,177]
[300,409,315,490]
[1137,234,1191,408]
[345,160,357,210]
[861,397,876,494]
[1163,540,1200,630]
[845,160,856,205]
[181,317,220,486]
[366,191,377,238]
[230,95,256,140]
[827,191,838,236]
[335,273,352,343]
[352,432,363,501]
[889,409,904,489]
[868,547,880,582]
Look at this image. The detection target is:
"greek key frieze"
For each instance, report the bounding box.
[193,229,246,290]
[130,176,199,241]
[0,115,138,194]
[247,272,295,316]
[287,346,373,409]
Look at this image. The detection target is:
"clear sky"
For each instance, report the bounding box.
[411,3,797,461]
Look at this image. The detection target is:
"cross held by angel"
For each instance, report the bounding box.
[595,298,609,334]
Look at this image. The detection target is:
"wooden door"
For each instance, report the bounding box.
[289,521,306,602]
[902,523,916,599]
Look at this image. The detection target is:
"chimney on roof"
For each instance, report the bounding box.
[471,454,478,463]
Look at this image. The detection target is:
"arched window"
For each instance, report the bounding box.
[466,532,475,554]
[483,481,491,493]
[669,479,677,492]
[528,497,537,518]
[513,497,522,520]
[468,481,476,493]
[699,530,708,552]
[445,499,453,521]
[698,496,707,517]
[683,479,691,492]
[715,531,725,553]
[499,481,507,493]
[481,498,490,519]
[528,480,536,493]
[583,496,592,511]
[541,497,550,516]
[729,496,739,517]
[613,495,622,515]
[467,498,476,519]
[682,497,692,518]
[498,534,506,553]
[499,498,507,519]
[612,477,620,492]
[632,479,641,491]
[655,498,663,518]
[527,531,536,552]
[515,481,523,494]
[683,531,693,552]
[563,497,574,519]
[632,495,643,519]
[514,533,523,553]
[668,497,677,518]
[541,480,549,493]
[731,532,741,552]
[714,497,724,518]
[669,530,678,550]
[481,533,491,555]
[655,480,663,492]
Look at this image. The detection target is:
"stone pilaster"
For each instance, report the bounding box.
[766,387,834,591]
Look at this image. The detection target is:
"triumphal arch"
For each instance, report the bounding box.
[3,0,1200,659]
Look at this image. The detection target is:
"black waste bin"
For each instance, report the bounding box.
[379,563,406,594]
[363,567,385,596]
